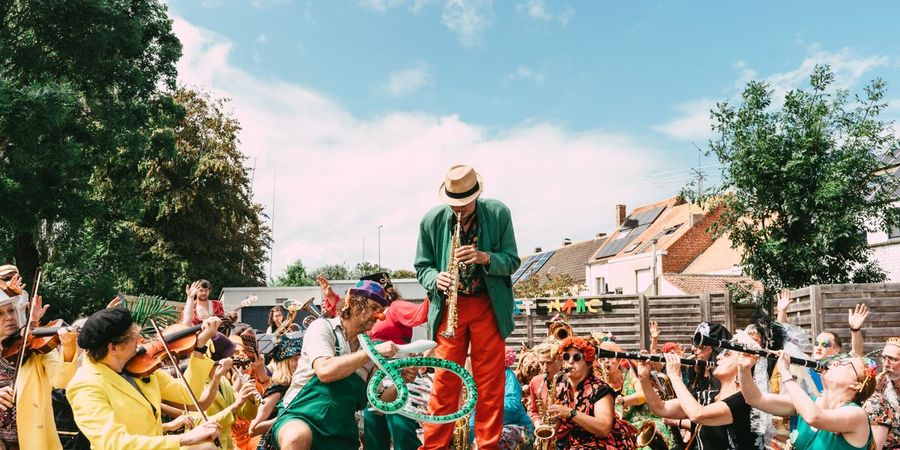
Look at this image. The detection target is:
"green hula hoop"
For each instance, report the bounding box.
[359,334,477,423]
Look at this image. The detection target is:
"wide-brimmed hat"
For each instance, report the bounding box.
[438,165,483,207]
[0,265,17,277]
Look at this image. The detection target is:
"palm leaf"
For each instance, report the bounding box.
[124,294,180,338]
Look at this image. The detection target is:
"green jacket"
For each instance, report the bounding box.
[415,198,521,339]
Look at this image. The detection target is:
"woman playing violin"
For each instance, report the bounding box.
[0,293,78,450]
[66,308,223,450]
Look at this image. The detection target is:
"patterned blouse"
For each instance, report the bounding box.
[0,357,17,443]
[453,212,486,296]
[865,380,900,450]
[554,372,637,449]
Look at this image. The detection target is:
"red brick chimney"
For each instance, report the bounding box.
[616,204,627,226]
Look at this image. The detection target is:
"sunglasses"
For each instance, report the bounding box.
[828,359,859,378]
[814,339,832,348]
[0,275,13,282]
[562,353,584,363]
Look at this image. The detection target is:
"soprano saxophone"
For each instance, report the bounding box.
[441,211,463,338]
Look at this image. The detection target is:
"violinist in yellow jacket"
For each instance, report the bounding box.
[0,289,77,450]
[67,308,223,450]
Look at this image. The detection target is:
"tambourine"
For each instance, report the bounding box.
[359,334,477,423]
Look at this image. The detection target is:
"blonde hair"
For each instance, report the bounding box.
[271,358,295,386]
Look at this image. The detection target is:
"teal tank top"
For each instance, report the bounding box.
[792,402,873,450]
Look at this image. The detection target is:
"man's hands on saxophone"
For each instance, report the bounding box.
[436,244,490,293]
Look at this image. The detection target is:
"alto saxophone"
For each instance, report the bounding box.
[534,370,565,450]
[441,211,463,338]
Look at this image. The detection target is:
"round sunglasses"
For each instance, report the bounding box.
[562,352,584,363]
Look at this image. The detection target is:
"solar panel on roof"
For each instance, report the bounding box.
[511,254,539,284]
[519,251,556,282]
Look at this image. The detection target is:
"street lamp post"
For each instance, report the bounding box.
[376,225,383,268]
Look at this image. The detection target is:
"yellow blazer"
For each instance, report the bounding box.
[67,353,214,450]
[14,348,78,450]
[191,378,258,450]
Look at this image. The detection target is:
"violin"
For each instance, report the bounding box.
[1,319,72,362]
[124,323,204,377]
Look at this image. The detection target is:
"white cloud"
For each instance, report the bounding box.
[505,65,545,86]
[359,0,407,12]
[653,99,717,142]
[172,16,668,277]
[255,34,268,44]
[656,47,892,142]
[442,0,494,46]
[380,62,433,97]
[516,0,575,26]
[764,47,889,101]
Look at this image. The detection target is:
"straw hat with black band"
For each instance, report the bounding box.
[439,164,484,207]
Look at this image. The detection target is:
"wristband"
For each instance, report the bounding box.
[850,327,861,332]
[194,345,208,354]
[568,408,577,419]
[782,375,798,384]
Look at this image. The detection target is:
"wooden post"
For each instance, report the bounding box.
[638,294,648,350]
[699,292,711,324]
[526,309,534,348]
[808,285,822,339]
[723,289,734,332]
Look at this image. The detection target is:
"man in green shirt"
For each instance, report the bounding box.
[415,164,520,450]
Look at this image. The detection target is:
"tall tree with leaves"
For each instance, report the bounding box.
[274,259,316,287]
[0,0,182,286]
[695,65,900,310]
[115,88,270,300]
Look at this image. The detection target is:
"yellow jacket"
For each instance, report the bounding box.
[14,347,78,450]
[192,378,258,450]
[67,353,214,450]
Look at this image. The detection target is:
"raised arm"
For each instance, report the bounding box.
[665,354,734,426]
[848,303,868,356]
[636,360,687,419]
[737,354,795,417]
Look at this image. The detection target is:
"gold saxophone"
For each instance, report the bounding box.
[442,212,463,338]
[534,370,565,450]
[450,382,471,449]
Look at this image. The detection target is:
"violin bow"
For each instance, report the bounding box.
[14,267,42,389]
[149,319,221,447]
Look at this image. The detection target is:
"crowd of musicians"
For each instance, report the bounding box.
[0,164,898,450]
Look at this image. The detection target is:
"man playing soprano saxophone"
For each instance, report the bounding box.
[415,164,520,450]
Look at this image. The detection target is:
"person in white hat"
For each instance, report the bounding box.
[415,164,521,450]
[0,265,29,328]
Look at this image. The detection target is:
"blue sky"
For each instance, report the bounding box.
[165,0,900,279]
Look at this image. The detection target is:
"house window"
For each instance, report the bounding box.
[625,241,641,253]
[889,225,900,239]
[595,277,606,294]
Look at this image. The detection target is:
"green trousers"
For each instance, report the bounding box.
[363,409,422,450]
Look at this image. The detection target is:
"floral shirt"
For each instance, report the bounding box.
[554,372,637,449]
[453,212,486,296]
[0,357,16,443]
[866,378,900,450]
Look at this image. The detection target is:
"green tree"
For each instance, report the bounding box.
[275,259,316,287]
[0,0,182,286]
[514,273,584,298]
[694,65,900,310]
[350,262,392,279]
[309,263,352,280]
[114,88,270,300]
[391,269,417,279]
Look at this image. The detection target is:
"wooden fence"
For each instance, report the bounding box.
[512,283,900,354]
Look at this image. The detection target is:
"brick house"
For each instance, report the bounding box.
[584,197,736,295]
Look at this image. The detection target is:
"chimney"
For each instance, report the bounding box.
[616,204,627,226]
[534,247,542,253]
[562,238,572,246]
[596,232,607,238]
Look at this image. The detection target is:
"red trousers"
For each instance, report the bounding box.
[420,294,505,450]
